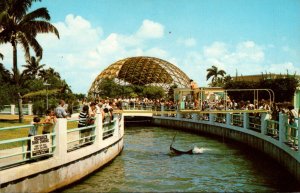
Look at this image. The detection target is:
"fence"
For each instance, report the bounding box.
[0,104,33,115]
[158,109,299,152]
[0,113,120,170]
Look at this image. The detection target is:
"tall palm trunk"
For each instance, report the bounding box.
[12,41,19,84]
[12,41,23,123]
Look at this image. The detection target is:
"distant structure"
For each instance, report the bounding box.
[233,73,300,82]
[89,56,191,96]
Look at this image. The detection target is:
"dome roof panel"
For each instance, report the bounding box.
[89,56,191,94]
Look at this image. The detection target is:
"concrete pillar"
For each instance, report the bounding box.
[11,104,15,115]
[209,113,215,124]
[260,113,268,135]
[279,113,287,143]
[226,113,231,127]
[28,104,33,115]
[297,120,300,147]
[243,113,249,130]
[192,113,198,121]
[120,114,124,136]
[161,104,165,117]
[176,112,181,119]
[94,113,103,146]
[54,118,67,162]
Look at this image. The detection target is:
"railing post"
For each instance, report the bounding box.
[243,113,249,130]
[279,113,287,143]
[260,113,268,135]
[209,113,215,124]
[11,104,15,115]
[192,113,198,121]
[296,120,300,148]
[28,104,33,115]
[161,104,165,117]
[226,113,231,127]
[54,118,67,161]
[95,113,102,146]
[120,114,124,136]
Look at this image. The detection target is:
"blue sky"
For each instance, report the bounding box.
[1,0,300,93]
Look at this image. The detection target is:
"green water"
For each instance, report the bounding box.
[62,127,299,192]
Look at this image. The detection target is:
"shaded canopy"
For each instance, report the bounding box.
[89,56,191,94]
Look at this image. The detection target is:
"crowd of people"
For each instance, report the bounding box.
[25,94,298,156]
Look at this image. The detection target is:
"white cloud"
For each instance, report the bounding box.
[269,62,299,74]
[203,42,227,58]
[182,41,269,86]
[0,16,171,93]
[177,38,197,47]
[235,41,264,63]
[144,47,168,58]
[1,14,296,94]
[136,19,164,39]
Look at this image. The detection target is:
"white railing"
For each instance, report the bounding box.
[0,113,122,170]
[156,109,300,160]
[0,104,33,115]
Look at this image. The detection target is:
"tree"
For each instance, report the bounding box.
[0,0,59,122]
[206,65,226,87]
[142,86,165,99]
[92,78,122,98]
[167,84,178,100]
[224,76,299,103]
[0,54,14,109]
[22,56,45,79]
[0,63,12,83]
[39,67,61,81]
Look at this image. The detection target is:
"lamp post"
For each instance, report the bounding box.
[43,82,51,110]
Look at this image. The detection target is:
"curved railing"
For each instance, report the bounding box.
[0,114,121,170]
[154,109,299,161]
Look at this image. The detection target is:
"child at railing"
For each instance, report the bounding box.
[26,116,41,159]
[42,109,56,134]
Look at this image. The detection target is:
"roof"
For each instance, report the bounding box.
[89,56,191,93]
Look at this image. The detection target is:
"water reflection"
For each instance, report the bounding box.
[62,127,299,192]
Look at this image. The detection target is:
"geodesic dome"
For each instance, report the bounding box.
[89,56,191,94]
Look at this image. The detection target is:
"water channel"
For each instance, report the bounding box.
[62,126,299,192]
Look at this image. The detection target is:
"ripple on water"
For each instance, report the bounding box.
[62,127,300,192]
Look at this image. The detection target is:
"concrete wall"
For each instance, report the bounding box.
[0,113,124,192]
[152,114,300,181]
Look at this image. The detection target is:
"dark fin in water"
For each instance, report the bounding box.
[170,145,194,155]
[170,133,194,155]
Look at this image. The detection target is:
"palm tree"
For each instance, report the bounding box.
[22,56,45,79]
[0,0,59,122]
[0,54,13,83]
[0,63,12,83]
[0,0,59,84]
[39,67,61,81]
[206,65,226,86]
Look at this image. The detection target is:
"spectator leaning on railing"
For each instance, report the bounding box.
[42,109,56,134]
[55,100,68,118]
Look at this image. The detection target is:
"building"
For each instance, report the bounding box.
[89,56,191,96]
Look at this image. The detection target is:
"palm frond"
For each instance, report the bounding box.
[18,33,31,60]
[24,20,59,38]
[24,33,43,58]
[206,71,215,81]
[23,88,60,98]
[21,7,50,23]
[217,70,226,77]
